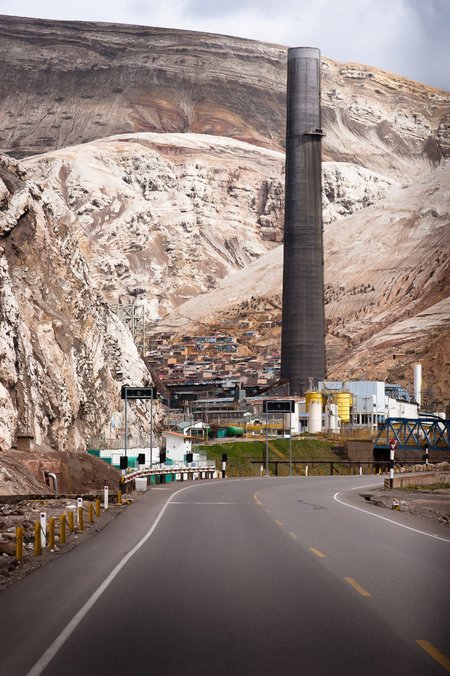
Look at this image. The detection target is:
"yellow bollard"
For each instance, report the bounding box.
[88,502,94,524]
[60,513,66,544]
[34,521,42,556]
[16,526,23,564]
[48,517,55,550]
[118,490,122,505]
[95,498,101,518]
[68,509,75,533]
[78,506,84,531]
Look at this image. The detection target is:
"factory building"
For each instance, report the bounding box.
[317,381,419,430]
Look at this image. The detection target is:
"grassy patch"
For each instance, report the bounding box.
[197,437,349,477]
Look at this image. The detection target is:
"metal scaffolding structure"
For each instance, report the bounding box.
[110,304,146,353]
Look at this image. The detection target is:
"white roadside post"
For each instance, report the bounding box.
[389,439,398,489]
[40,512,47,548]
[77,497,83,526]
[221,453,227,479]
[104,485,109,510]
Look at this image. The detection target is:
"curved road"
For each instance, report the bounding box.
[1,477,449,675]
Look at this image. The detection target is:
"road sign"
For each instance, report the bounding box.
[121,386,156,399]
[263,400,295,413]
[389,439,399,450]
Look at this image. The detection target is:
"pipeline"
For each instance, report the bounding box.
[44,472,59,498]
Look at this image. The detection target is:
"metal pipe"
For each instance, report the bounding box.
[414,363,422,408]
[45,472,59,498]
[281,47,326,395]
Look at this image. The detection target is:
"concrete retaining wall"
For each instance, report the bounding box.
[384,471,450,489]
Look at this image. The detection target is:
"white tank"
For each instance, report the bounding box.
[308,400,322,434]
[325,403,339,432]
[414,363,422,408]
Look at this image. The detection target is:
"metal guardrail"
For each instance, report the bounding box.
[249,459,432,476]
[121,466,218,485]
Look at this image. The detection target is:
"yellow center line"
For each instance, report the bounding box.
[417,640,450,672]
[289,532,299,540]
[275,519,283,526]
[310,547,326,558]
[345,577,371,597]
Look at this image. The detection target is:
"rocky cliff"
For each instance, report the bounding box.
[0,154,152,453]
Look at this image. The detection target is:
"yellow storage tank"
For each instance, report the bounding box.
[306,391,323,412]
[335,392,352,423]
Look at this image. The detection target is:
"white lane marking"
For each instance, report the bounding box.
[170,501,241,505]
[26,483,205,676]
[334,488,450,543]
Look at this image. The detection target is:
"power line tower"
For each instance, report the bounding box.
[111,304,146,354]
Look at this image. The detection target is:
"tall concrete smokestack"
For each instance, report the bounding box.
[280,47,326,395]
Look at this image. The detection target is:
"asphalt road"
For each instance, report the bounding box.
[1,477,449,675]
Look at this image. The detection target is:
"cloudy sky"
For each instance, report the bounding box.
[1,0,449,90]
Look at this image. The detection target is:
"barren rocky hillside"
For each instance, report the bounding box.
[23,132,399,319]
[0,14,449,182]
[159,161,449,403]
[0,14,449,464]
[0,154,154,454]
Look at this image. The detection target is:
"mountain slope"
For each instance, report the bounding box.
[158,160,450,403]
[0,14,449,182]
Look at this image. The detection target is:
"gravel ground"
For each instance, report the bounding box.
[361,487,450,528]
[0,493,129,591]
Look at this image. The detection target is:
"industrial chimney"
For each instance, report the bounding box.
[280,47,326,395]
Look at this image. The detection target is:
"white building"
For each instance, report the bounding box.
[177,421,210,439]
[163,430,193,462]
[319,380,419,430]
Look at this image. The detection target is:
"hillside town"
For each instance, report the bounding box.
[147,308,283,390]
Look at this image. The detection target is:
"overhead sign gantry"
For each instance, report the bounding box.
[262,400,296,477]
[120,386,157,469]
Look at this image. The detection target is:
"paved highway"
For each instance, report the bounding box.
[1,477,449,675]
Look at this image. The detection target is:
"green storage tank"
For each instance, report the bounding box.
[227,426,244,437]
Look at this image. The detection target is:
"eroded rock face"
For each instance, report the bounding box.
[23,133,403,319]
[0,15,448,182]
[0,154,151,452]
[24,134,285,319]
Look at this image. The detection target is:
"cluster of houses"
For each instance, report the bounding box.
[146,328,281,389]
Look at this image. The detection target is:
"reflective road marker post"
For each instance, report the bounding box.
[389,439,398,489]
[40,512,47,549]
[222,453,227,479]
